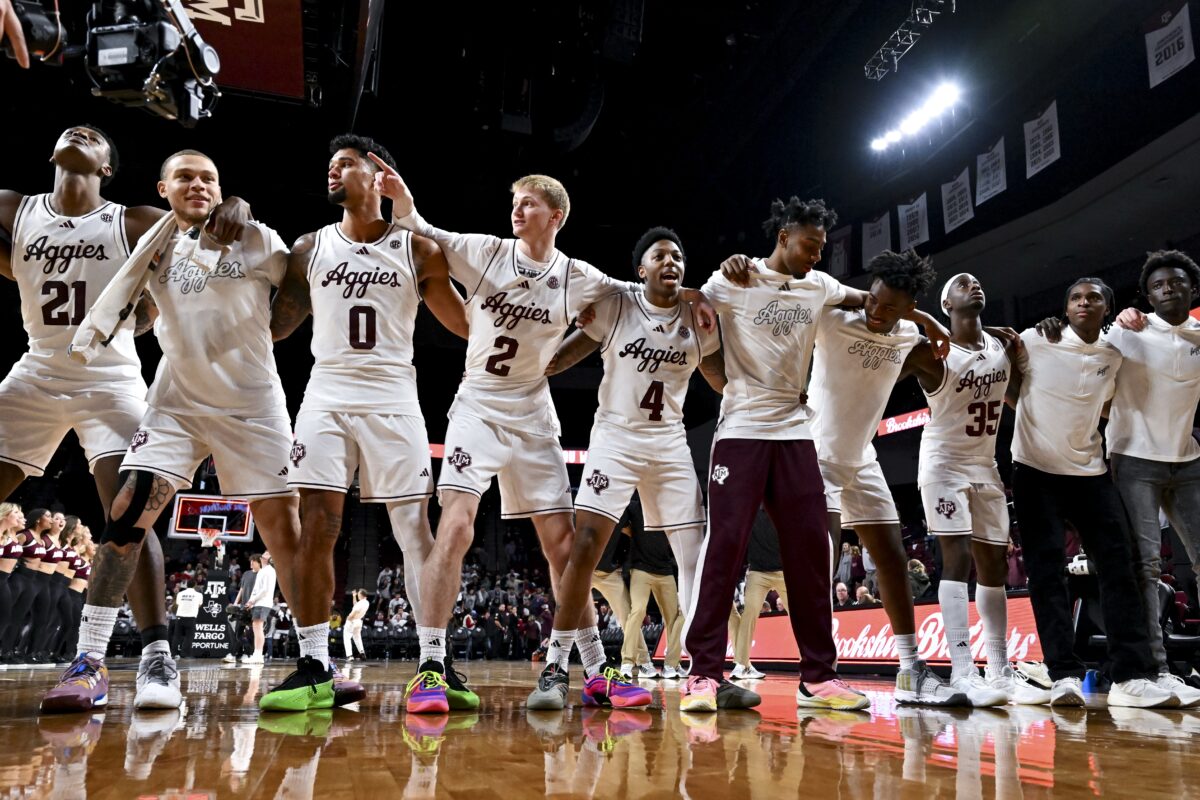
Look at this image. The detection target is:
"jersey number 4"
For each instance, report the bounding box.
[965,400,1001,437]
[41,280,87,326]
[640,380,665,421]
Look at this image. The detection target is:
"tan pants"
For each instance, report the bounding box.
[591,569,648,663]
[734,570,787,667]
[623,569,682,667]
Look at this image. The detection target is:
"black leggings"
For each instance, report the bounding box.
[0,571,12,646]
[58,588,85,658]
[22,572,57,655]
[1,566,45,652]
[35,575,73,655]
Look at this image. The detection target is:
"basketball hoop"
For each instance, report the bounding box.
[198,527,222,548]
[197,514,226,550]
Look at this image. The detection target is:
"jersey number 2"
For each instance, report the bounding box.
[41,280,86,326]
[640,380,665,421]
[965,400,1001,437]
[485,336,519,376]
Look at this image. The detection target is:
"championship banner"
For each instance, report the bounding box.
[185,0,306,98]
[827,226,852,278]
[897,193,929,252]
[976,137,1007,206]
[877,407,931,437]
[662,595,1044,666]
[940,168,975,234]
[191,568,233,656]
[861,212,891,269]
[1146,1,1195,89]
[1024,101,1061,179]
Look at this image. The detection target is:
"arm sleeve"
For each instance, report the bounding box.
[393,210,501,292]
[582,293,621,343]
[699,270,733,313]
[568,260,639,316]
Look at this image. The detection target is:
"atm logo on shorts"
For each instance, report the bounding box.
[448,447,472,473]
[129,430,149,453]
[585,469,610,495]
[711,464,730,485]
[290,443,307,467]
[936,497,958,519]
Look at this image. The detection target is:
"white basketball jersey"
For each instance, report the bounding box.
[10,194,144,392]
[588,290,718,452]
[300,223,422,416]
[918,333,1011,486]
[146,222,289,417]
[811,308,921,466]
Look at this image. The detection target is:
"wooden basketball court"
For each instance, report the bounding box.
[2,659,1197,798]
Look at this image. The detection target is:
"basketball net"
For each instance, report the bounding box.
[198,526,223,549]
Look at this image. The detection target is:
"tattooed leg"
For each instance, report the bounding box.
[94,456,167,630]
[88,472,177,609]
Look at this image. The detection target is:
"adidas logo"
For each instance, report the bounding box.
[419,468,430,477]
[518,280,530,289]
[277,467,289,476]
[956,641,971,648]
[428,638,442,647]
[355,246,369,255]
[59,220,76,229]
[653,324,665,333]
[976,353,986,361]
[780,282,791,291]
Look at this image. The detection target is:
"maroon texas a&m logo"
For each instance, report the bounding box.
[936,497,958,519]
[585,469,610,495]
[129,430,149,453]
[447,447,472,473]
[290,442,307,467]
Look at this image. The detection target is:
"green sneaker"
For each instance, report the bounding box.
[260,656,335,712]
[257,709,333,737]
[444,663,481,710]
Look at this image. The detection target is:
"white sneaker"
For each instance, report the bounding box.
[987,665,1051,705]
[896,661,970,706]
[345,656,355,663]
[1108,678,1179,708]
[124,707,182,778]
[1049,677,1086,707]
[730,664,749,680]
[243,654,264,665]
[1155,673,1200,709]
[637,661,660,679]
[949,672,1008,707]
[134,653,182,710]
[743,663,766,679]
[661,665,682,679]
[222,654,237,664]
[619,662,634,679]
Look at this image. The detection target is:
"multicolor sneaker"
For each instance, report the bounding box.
[406,663,450,714]
[582,664,653,708]
[796,678,870,711]
[40,654,109,713]
[581,707,651,753]
[681,676,719,712]
[896,661,969,706]
[259,656,334,712]
[330,661,366,707]
[526,663,570,710]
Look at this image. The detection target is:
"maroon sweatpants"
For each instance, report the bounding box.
[685,437,836,683]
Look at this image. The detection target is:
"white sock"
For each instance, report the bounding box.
[546,629,574,670]
[938,580,974,680]
[975,584,1009,673]
[78,604,118,660]
[418,625,446,667]
[141,639,171,662]
[895,633,918,671]
[297,622,331,670]
[576,626,607,677]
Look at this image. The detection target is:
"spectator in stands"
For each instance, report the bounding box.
[1006,539,1027,590]
[376,566,393,601]
[862,546,878,598]
[244,553,276,664]
[833,582,853,609]
[908,560,931,601]
[854,586,878,607]
[835,542,854,589]
[171,580,201,658]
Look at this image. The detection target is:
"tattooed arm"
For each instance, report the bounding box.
[133,292,158,336]
[271,233,314,342]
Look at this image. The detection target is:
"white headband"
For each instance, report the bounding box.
[939,273,972,316]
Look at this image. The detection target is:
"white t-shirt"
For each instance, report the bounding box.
[349,597,370,623]
[10,194,145,394]
[145,222,289,417]
[1012,327,1122,476]
[1105,313,1200,462]
[394,210,632,435]
[301,223,423,415]
[701,262,847,441]
[175,587,202,618]
[810,308,921,466]
[917,333,1011,487]
[249,564,276,608]
[583,289,719,457]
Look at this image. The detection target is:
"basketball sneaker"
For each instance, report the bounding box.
[443,662,480,710]
[896,661,969,705]
[258,708,333,738]
[1155,673,1200,709]
[731,663,766,680]
[1107,678,1178,708]
[526,663,570,710]
[680,675,761,712]
[619,662,635,679]
[40,654,109,713]
[661,665,683,679]
[406,663,450,714]
[637,661,660,679]
[134,652,182,710]
[259,656,334,712]
[949,672,1009,707]
[796,678,870,711]
[986,664,1051,705]
[330,661,366,706]
[581,707,651,754]
[1049,677,1086,707]
[582,664,653,708]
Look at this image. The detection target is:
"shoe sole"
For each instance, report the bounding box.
[525,691,567,711]
[260,683,334,713]
[610,693,653,708]
[1050,694,1086,707]
[408,696,450,714]
[680,696,717,712]
[1107,693,1180,709]
[895,690,971,706]
[134,695,183,710]
[39,693,107,714]
[796,696,867,711]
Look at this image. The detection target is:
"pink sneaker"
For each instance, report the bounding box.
[582,665,652,708]
[680,676,719,713]
[796,678,870,711]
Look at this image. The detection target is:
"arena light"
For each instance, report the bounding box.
[870,82,962,152]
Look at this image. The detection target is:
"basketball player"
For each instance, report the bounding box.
[1,127,250,698]
[1007,278,1181,708]
[898,273,1020,707]
[268,135,467,704]
[38,150,307,714]
[526,228,718,710]
[682,198,948,713]
[372,162,714,712]
[809,250,965,705]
